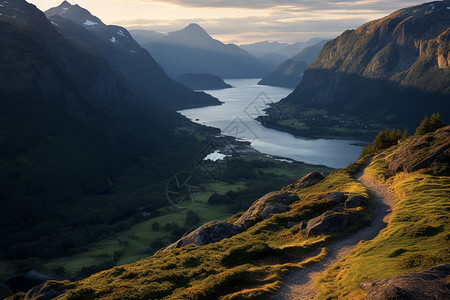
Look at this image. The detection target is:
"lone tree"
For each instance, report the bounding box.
[415,113,445,135]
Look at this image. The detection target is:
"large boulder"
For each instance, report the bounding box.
[345,196,368,208]
[234,192,299,228]
[164,221,242,251]
[285,172,325,190]
[306,208,360,236]
[360,264,450,300]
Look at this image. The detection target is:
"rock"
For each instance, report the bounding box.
[287,221,300,228]
[319,192,346,203]
[360,264,450,300]
[306,210,360,236]
[164,221,242,252]
[24,270,66,283]
[345,196,368,208]
[261,204,288,219]
[234,192,299,228]
[389,126,450,174]
[285,172,325,190]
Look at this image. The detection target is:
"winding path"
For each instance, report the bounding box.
[269,169,395,300]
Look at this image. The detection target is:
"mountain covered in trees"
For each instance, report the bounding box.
[264,1,450,138]
[133,24,272,79]
[0,0,221,272]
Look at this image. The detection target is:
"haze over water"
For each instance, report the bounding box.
[180,78,364,169]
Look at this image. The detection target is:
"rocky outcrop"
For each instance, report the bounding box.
[285,172,325,191]
[234,192,300,228]
[360,264,450,300]
[306,207,361,236]
[164,221,242,251]
[389,126,450,174]
[345,196,368,209]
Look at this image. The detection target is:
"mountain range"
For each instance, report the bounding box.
[264,0,450,138]
[240,37,327,60]
[132,24,272,78]
[45,1,221,110]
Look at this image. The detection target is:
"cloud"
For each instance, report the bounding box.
[114,0,427,43]
[125,0,426,10]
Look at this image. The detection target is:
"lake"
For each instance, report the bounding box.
[180,78,364,169]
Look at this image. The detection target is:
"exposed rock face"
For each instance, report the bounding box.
[389,126,450,174]
[164,221,242,251]
[360,264,450,300]
[270,1,450,131]
[235,192,300,228]
[285,172,325,190]
[345,196,368,209]
[306,208,361,236]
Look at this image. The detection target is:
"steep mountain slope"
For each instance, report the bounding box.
[258,59,309,88]
[258,40,328,88]
[0,0,215,268]
[265,1,450,137]
[45,1,220,110]
[14,124,449,300]
[139,24,272,78]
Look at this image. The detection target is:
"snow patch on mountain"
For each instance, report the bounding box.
[84,20,97,26]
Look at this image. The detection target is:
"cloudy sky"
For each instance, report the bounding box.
[29,0,428,44]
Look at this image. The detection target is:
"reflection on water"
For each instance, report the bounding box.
[180,78,364,169]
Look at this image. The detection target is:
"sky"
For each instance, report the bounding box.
[28,0,429,44]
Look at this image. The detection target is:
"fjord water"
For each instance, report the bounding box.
[180,79,364,168]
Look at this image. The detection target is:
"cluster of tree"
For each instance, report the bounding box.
[361,113,446,157]
[360,128,408,157]
[415,113,446,135]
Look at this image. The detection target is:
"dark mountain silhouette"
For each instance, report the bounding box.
[45,1,221,110]
[137,24,272,78]
[266,0,450,134]
[258,40,328,88]
[176,74,232,90]
[0,0,217,264]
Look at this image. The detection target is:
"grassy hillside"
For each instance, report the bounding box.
[315,128,450,299]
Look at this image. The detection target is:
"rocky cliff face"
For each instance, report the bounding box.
[275,1,450,129]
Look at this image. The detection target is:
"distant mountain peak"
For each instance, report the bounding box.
[181,23,210,38]
[46,1,104,26]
